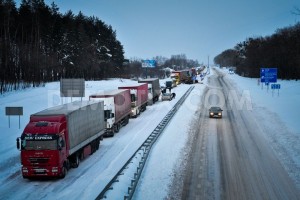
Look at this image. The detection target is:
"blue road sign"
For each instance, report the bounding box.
[260,68,277,83]
[142,60,156,68]
[271,84,281,89]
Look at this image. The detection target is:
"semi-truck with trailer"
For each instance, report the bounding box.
[180,68,197,84]
[180,69,192,84]
[16,101,105,179]
[138,78,161,105]
[118,83,148,117]
[89,89,131,136]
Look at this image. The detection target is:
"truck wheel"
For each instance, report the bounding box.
[60,165,67,179]
[80,151,84,160]
[22,175,29,179]
[134,111,138,118]
[137,109,140,116]
[66,160,71,170]
[73,154,80,168]
[125,116,129,125]
[109,129,115,137]
[96,139,100,150]
[114,124,120,133]
[91,142,95,154]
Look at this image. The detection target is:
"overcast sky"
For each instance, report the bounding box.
[16,0,300,64]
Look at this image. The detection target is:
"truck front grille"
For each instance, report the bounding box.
[29,158,49,165]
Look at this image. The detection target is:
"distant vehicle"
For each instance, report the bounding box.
[165,80,173,89]
[89,89,131,136]
[138,78,161,105]
[180,68,197,84]
[161,93,175,101]
[229,69,234,74]
[180,69,192,84]
[209,106,223,118]
[170,71,181,86]
[16,101,106,178]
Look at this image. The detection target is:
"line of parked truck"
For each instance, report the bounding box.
[16,78,161,178]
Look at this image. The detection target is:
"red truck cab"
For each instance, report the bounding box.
[17,101,105,179]
[18,115,69,178]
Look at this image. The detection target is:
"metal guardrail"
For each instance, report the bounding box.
[96,86,195,200]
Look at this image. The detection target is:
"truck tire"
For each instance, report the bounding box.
[137,109,141,117]
[124,116,129,125]
[66,160,71,170]
[96,139,100,150]
[60,165,67,179]
[73,154,80,168]
[109,130,115,137]
[114,124,120,133]
[91,142,95,154]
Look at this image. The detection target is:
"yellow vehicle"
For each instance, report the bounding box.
[170,71,180,86]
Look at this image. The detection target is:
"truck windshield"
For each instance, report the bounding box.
[21,134,59,150]
[104,110,111,121]
[22,139,57,150]
[130,94,136,102]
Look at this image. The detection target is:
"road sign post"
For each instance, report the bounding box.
[5,107,23,129]
[260,68,278,92]
[142,60,156,78]
[271,83,281,97]
[260,68,277,83]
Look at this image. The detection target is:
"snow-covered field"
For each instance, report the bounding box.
[0,68,299,199]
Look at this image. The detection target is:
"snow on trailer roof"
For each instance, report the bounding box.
[118,83,147,89]
[138,78,159,82]
[89,89,128,98]
[32,101,103,116]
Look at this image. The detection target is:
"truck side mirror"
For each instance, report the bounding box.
[111,113,115,118]
[61,140,65,147]
[16,138,20,150]
[58,137,65,150]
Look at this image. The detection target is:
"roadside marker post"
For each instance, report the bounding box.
[5,107,23,129]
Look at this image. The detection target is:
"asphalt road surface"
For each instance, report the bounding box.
[181,69,300,200]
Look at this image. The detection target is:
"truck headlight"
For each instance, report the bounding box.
[210,112,213,115]
[218,113,222,116]
[22,167,28,173]
[52,167,58,173]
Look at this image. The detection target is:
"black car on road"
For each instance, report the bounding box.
[209,106,223,118]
